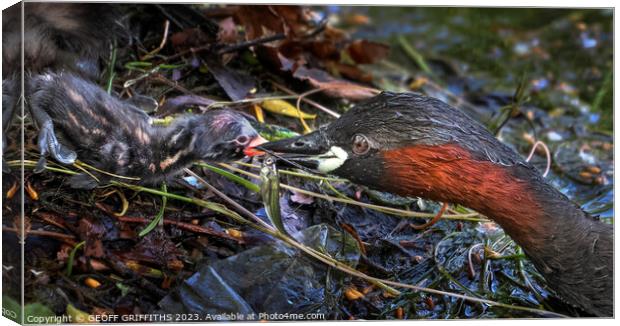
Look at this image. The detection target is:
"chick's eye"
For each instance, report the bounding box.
[352,134,370,155]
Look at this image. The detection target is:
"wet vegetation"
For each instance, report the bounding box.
[2,4,613,321]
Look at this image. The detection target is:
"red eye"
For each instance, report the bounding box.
[352,134,370,155]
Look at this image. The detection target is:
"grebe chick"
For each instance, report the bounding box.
[29,72,263,189]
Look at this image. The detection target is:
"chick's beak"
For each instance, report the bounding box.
[243,135,269,157]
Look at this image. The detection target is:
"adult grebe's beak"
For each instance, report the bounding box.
[250,131,347,173]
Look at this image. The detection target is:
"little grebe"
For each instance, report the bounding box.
[258,92,613,317]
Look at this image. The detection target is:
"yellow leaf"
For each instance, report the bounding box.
[252,104,265,123]
[260,100,317,119]
[408,76,428,90]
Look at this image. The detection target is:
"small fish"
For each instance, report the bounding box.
[260,156,290,237]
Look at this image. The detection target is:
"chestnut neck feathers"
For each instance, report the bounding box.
[346,93,612,316]
[380,142,612,316]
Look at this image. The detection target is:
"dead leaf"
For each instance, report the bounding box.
[346,40,390,64]
[206,58,256,101]
[409,76,429,90]
[234,6,285,40]
[170,27,210,50]
[270,5,312,37]
[77,218,106,258]
[260,99,316,119]
[327,61,374,83]
[234,5,315,40]
[252,104,265,123]
[307,40,340,61]
[340,222,367,255]
[293,66,378,100]
[323,26,347,42]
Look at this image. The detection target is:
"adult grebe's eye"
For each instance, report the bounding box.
[352,134,370,155]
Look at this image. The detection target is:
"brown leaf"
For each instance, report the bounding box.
[323,26,347,42]
[234,5,314,40]
[346,40,390,64]
[77,218,105,258]
[293,66,378,101]
[270,5,312,37]
[235,5,284,40]
[307,40,340,61]
[170,27,210,49]
[328,61,374,83]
